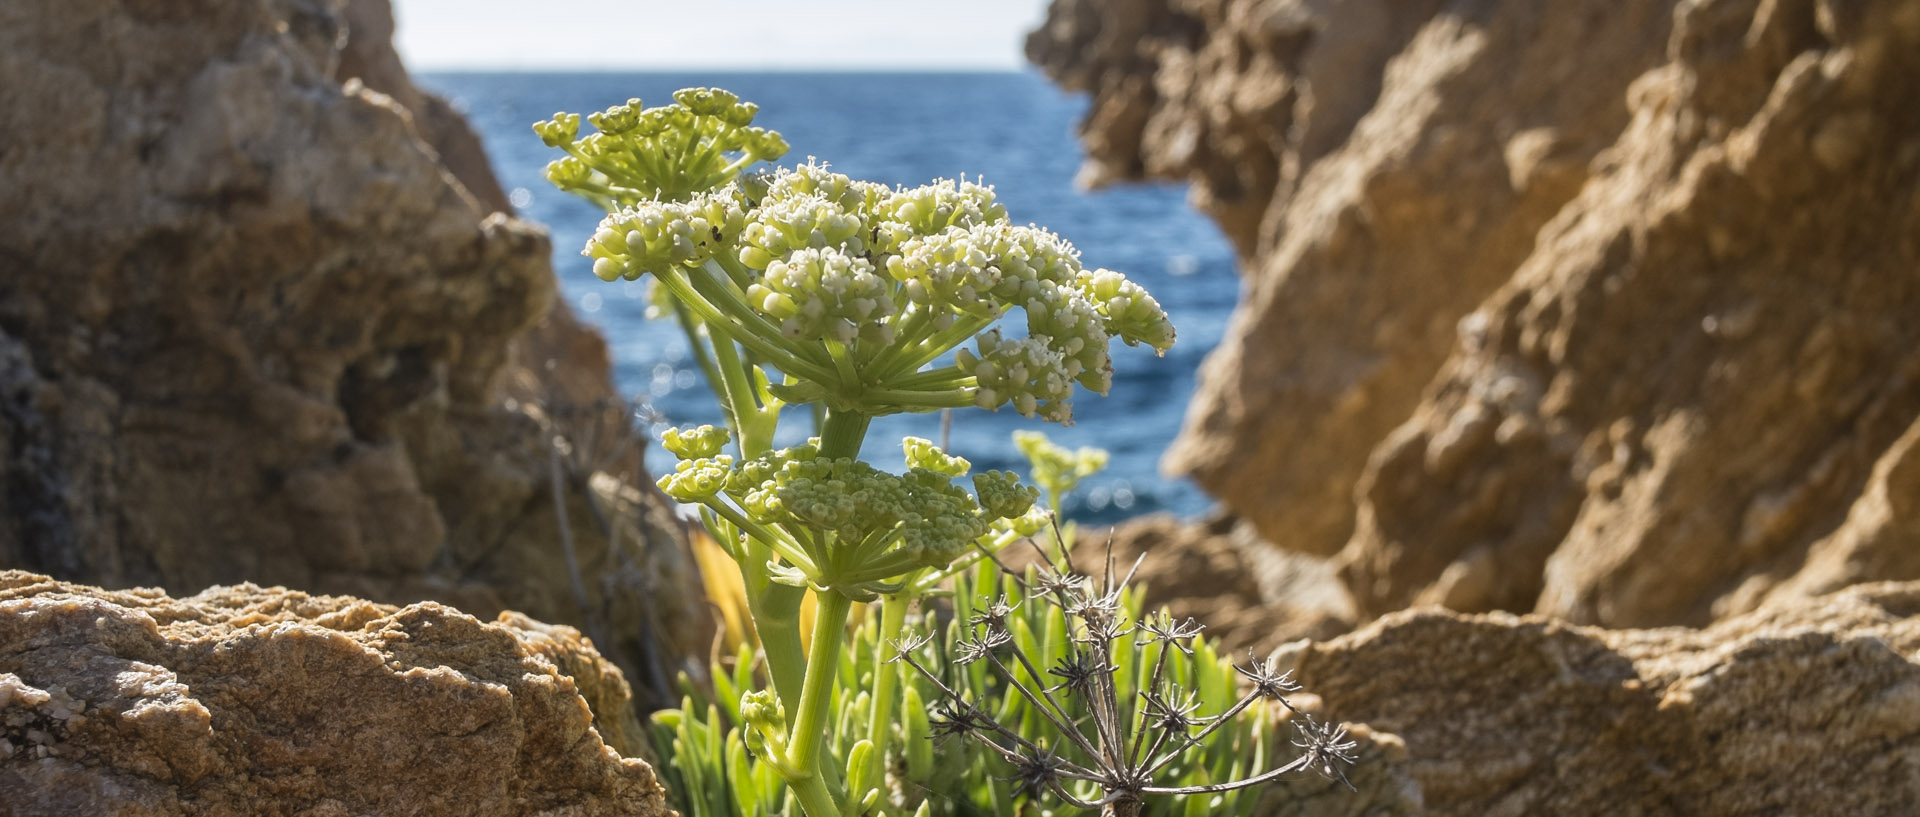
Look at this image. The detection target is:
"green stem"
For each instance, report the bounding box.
[789,771,843,817]
[912,527,1023,595]
[688,262,837,379]
[864,304,935,374]
[866,387,975,410]
[739,537,809,722]
[885,365,973,391]
[701,499,816,575]
[653,264,833,384]
[826,340,860,388]
[862,594,909,795]
[835,551,925,586]
[672,300,724,392]
[816,409,871,461]
[708,331,777,457]
[883,314,996,380]
[784,589,856,813]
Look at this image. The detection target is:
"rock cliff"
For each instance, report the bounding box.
[1031,0,1920,629]
[0,571,670,816]
[0,0,704,704]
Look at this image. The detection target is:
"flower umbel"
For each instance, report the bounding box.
[581,157,1173,424]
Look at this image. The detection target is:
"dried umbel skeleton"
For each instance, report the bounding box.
[893,541,1357,817]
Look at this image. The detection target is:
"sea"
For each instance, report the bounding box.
[417,71,1238,524]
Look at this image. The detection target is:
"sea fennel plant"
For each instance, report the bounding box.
[540,89,1350,817]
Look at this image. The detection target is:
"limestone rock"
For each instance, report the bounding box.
[1343,0,1920,626]
[0,570,671,816]
[1275,580,1920,816]
[0,0,705,702]
[1031,0,1920,628]
[1032,0,1674,562]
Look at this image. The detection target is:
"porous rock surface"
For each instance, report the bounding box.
[1277,580,1920,816]
[0,571,670,816]
[1031,0,1920,628]
[1078,513,1355,652]
[0,0,705,701]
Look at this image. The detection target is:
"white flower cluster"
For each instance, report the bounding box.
[583,162,1174,423]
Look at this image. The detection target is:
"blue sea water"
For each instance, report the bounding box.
[418,71,1237,523]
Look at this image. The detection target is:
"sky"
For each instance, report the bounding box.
[392,0,1055,71]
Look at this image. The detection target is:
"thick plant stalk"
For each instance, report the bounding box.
[862,594,910,797]
[784,589,856,817]
[816,409,871,461]
[739,536,809,721]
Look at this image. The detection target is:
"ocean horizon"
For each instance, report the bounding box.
[419,70,1238,523]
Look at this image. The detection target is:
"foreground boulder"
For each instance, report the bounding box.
[0,571,669,816]
[1032,0,1920,629]
[0,0,705,698]
[1278,580,1920,816]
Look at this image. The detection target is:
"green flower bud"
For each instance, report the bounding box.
[899,511,989,569]
[661,425,731,460]
[738,688,786,732]
[745,247,894,344]
[903,437,969,477]
[1079,268,1175,354]
[674,87,741,118]
[533,112,581,148]
[973,470,1038,520]
[1006,505,1051,537]
[967,330,1075,422]
[540,88,786,208]
[657,455,734,502]
[586,99,643,135]
[1014,430,1108,505]
[876,178,1006,235]
[544,157,593,190]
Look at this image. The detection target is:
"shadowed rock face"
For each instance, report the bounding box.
[0,571,671,817]
[1031,0,1920,629]
[0,0,705,702]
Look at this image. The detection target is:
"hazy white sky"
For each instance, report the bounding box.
[392,0,1054,70]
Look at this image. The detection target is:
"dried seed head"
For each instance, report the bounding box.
[1076,609,1132,645]
[1139,611,1205,655]
[885,632,932,664]
[969,594,1021,633]
[953,628,1012,665]
[1235,652,1303,702]
[1030,563,1085,599]
[1139,686,1207,733]
[929,700,992,741]
[1001,746,1071,801]
[1294,717,1359,790]
[1046,649,1110,696]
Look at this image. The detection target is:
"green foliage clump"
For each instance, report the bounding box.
[543,88,1351,817]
